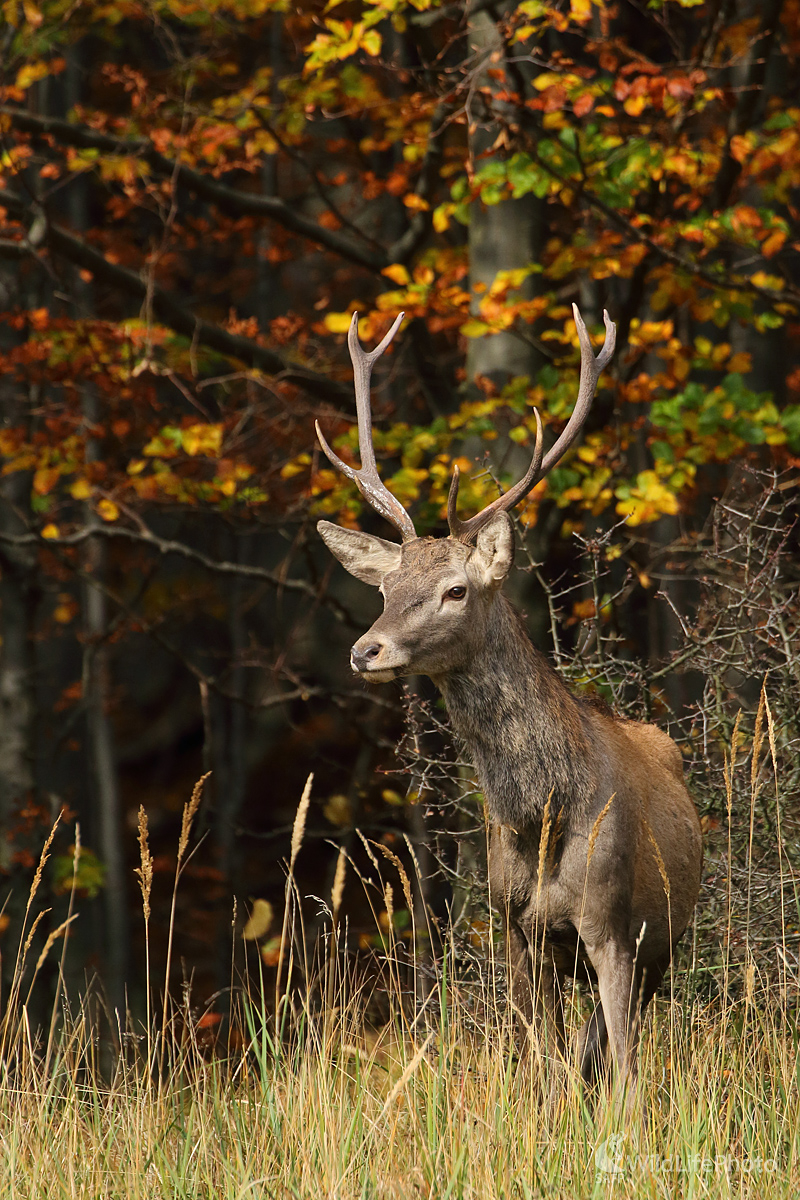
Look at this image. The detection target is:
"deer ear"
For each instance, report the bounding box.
[472,511,514,587]
[318,521,402,586]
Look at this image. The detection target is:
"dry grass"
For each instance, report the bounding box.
[1,757,798,1200]
[0,967,796,1198]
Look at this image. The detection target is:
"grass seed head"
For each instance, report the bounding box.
[331,847,347,922]
[178,772,211,864]
[587,792,615,867]
[290,772,313,870]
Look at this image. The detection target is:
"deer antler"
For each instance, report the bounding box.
[316,311,417,543]
[448,304,616,543]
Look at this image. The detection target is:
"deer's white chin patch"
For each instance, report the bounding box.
[360,667,398,683]
[350,667,400,686]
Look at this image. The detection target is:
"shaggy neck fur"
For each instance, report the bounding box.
[438,594,594,829]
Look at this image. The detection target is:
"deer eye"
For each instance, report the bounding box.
[445,585,467,601]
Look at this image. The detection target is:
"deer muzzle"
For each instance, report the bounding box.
[350,634,401,681]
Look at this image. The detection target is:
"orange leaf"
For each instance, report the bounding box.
[196,1012,222,1029]
[33,468,60,495]
[403,193,430,212]
[761,230,786,258]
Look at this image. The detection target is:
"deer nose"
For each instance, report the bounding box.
[351,641,384,672]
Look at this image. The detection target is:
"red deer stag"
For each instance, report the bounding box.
[316,309,703,1093]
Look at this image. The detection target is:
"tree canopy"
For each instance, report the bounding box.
[1,0,799,1008]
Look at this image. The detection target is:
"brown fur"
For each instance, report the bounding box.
[319,513,704,1096]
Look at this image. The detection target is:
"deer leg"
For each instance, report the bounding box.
[507,923,566,1069]
[578,1001,608,1087]
[637,958,667,1016]
[528,935,567,1072]
[593,941,639,1093]
[579,956,667,1088]
[507,921,535,1050]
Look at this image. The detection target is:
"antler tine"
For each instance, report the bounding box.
[448,304,615,543]
[315,311,417,543]
[448,409,543,542]
[537,304,616,478]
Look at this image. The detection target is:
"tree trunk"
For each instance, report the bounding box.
[82,512,129,1019]
[0,471,35,872]
[466,2,543,387]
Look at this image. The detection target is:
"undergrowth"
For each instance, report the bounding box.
[1,720,798,1200]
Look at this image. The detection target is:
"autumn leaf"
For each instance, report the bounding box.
[382,263,411,286]
[324,311,354,333]
[182,423,224,458]
[402,193,430,212]
[569,0,591,23]
[241,898,274,940]
[70,478,92,500]
[33,468,60,496]
[96,499,120,522]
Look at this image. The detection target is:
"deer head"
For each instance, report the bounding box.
[317,307,616,683]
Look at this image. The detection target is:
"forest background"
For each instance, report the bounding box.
[1,0,800,1031]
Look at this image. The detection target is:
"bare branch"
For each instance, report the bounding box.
[0,518,362,623]
[1,106,387,273]
[1,190,350,402]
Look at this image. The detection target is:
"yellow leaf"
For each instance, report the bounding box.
[460,319,490,338]
[624,95,648,117]
[570,0,591,22]
[96,499,119,522]
[242,899,274,941]
[70,478,92,500]
[361,28,381,55]
[53,594,78,624]
[324,311,354,333]
[16,60,50,90]
[382,263,411,286]
[432,204,452,233]
[281,453,312,479]
[41,523,60,539]
[750,271,783,291]
[182,423,223,458]
[323,794,352,826]
[534,72,561,91]
[21,0,42,27]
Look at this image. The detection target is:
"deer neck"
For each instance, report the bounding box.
[437,594,594,829]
